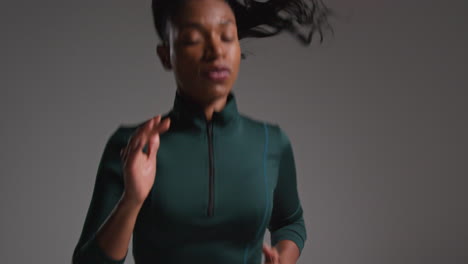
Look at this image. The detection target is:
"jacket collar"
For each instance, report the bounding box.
[169,90,240,130]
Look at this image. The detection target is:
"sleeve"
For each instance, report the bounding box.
[72,127,128,264]
[268,126,307,256]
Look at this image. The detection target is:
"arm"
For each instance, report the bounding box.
[274,240,300,264]
[268,126,307,263]
[94,194,143,260]
[72,127,137,264]
[73,116,170,263]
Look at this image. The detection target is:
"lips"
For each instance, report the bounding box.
[202,65,231,81]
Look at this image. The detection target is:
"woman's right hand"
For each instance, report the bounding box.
[120,115,171,207]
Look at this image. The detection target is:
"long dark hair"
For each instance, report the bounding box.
[151,0,334,46]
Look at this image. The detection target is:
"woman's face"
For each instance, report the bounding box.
[157,0,241,105]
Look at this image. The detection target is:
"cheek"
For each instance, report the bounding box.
[174,50,201,76]
[228,45,241,72]
[233,42,242,58]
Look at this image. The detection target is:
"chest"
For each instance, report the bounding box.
[142,126,280,244]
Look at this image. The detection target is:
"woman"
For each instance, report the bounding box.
[72,0,333,263]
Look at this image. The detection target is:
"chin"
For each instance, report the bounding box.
[201,83,231,99]
[181,82,232,103]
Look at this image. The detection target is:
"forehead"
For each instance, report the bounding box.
[172,0,236,30]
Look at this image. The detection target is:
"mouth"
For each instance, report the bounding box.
[201,66,231,82]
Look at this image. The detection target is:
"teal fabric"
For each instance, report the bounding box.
[72,92,307,264]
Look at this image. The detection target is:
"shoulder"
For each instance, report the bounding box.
[239,113,291,151]
[105,123,139,148]
[106,112,172,147]
[239,113,276,132]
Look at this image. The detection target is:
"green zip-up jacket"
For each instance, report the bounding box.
[72,92,307,264]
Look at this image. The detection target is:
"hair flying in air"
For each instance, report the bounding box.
[151,0,334,46]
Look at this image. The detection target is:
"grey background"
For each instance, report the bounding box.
[1,0,467,263]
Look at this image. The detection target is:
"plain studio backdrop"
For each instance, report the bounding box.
[1,0,467,263]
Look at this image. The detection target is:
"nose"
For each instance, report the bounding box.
[204,36,224,61]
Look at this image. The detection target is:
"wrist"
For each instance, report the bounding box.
[120,193,145,211]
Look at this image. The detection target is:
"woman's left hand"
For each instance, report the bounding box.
[263,243,280,264]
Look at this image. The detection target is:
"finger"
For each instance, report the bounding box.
[133,117,155,139]
[146,117,170,157]
[128,118,154,151]
[125,115,162,164]
[148,115,162,133]
[147,133,160,159]
[140,115,163,155]
[150,115,165,135]
[120,147,127,162]
[263,244,280,264]
[135,115,162,151]
[272,249,280,264]
[121,145,130,163]
[120,148,125,166]
[154,114,162,125]
[262,244,274,263]
[157,117,171,134]
[130,117,157,152]
[148,117,170,141]
[121,146,130,168]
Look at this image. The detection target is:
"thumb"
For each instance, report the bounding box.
[262,243,279,263]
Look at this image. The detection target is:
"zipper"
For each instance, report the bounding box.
[207,121,215,217]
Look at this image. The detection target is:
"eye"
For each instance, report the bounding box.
[222,35,234,42]
[182,37,201,45]
[222,32,236,42]
[180,31,202,45]
[183,39,201,45]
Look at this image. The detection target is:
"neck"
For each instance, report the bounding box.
[176,89,229,122]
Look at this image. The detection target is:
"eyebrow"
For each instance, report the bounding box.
[179,19,234,31]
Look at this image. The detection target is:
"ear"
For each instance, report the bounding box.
[157,44,172,71]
